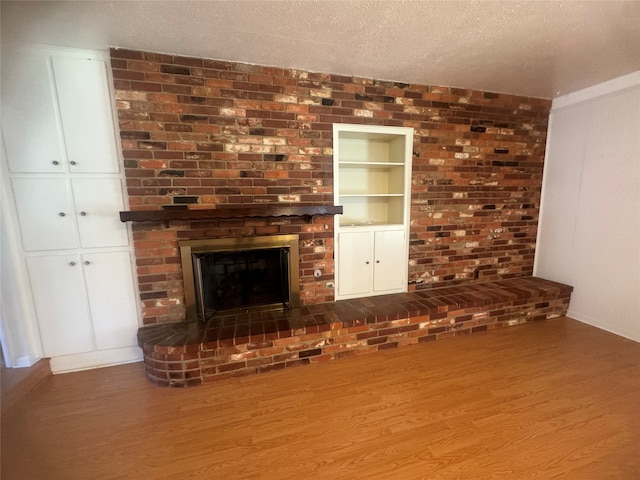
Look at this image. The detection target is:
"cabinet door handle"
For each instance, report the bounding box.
[52,160,59,165]
[69,261,76,266]
[70,161,77,166]
[365,261,370,264]
[80,211,87,216]
[83,261,90,265]
[376,260,380,263]
[58,212,66,217]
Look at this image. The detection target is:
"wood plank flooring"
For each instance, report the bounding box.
[2,317,639,479]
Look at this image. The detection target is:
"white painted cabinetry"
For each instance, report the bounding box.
[12,178,78,251]
[2,45,119,174]
[50,56,120,174]
[371,230,407,292]
[1,44,141,372]
[2,45,64,174]
[12,178,129,251]
[26,254,95,357]
[337,229,406,298]
[27,252,139,357]
[333,124,413,300]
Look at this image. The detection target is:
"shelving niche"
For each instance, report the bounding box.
[333,124,413,300]
[335,129,410,226]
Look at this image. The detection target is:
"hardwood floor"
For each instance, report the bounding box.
[2,317,639,479]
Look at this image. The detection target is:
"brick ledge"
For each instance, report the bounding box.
[138,277,573,387]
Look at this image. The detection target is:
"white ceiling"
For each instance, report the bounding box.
[2,1,639,98]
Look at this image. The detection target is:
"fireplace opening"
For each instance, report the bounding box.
[180,235,300,322]
[195,248,290,315]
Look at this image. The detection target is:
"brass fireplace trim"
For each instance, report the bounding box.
[179,235,300,322]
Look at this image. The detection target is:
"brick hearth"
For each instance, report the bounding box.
[138,277,572,387]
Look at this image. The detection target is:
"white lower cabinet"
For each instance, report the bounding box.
[27,254,94,357]
[372,230,406,293]
[27,251,139,358]
[337,231,372,297]
[83,252,138,350]
[337,229,406,299]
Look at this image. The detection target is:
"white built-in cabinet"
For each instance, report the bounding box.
[1,44,140,371]
[12,178,129,251]
[3,47,119,174]
[333,124,413,300]
[27,252,139,357]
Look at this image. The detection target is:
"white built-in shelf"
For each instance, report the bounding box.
[334,124,412,227]
[338,162,404,166]
[333,123,414,300]
[339,194,404,197]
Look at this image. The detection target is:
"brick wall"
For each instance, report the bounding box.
[110,48,551,325]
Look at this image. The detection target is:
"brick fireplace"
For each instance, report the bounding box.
[110,48,552,327]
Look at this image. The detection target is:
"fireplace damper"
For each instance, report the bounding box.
[179,235,300,322]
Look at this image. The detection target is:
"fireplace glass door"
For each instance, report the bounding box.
[194,247,290,318]
[180,235,300,322]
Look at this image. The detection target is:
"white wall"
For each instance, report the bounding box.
[534,71,640,342]
[1,139,44,367]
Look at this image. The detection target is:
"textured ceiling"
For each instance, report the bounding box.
[2,0,639,98]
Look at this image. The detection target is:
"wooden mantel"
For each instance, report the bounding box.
[119,205,343,223]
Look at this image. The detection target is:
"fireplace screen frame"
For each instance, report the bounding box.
[179,234,300,322]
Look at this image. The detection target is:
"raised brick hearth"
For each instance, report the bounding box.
[138,276,572,387]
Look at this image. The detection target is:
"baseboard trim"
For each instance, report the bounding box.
[1,358,51,413]
[49,346,143,374]
[567,309,640,343]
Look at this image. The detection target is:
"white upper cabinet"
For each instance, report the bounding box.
[333,124,413,300]
[51,56,119,173]
[2,45,65,173]
[1,45,120,174]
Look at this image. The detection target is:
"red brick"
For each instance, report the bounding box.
[113,48,552,326]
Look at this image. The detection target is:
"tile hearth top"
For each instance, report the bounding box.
[137,277,573,350]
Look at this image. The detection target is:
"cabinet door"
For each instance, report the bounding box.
[373,230,406,293]
[12,178,78,251]
[1,46,65,173]
[72,179,129,248]
[83,252,139,350]
[27,255,95,357]
[52,56,119,173]
[337,231,373,297]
